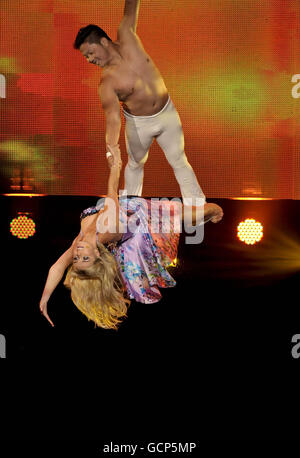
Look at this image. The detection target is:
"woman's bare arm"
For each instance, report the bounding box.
[39,238,78,326]
[41,236,79,301]
[51,238,78,271]
[40,265,66,304]
[39,265,66,327]
[97,145,123,243]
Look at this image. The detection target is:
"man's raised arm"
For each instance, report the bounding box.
[119,0,141,33]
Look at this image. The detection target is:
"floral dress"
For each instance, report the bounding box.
[80,196,182,304]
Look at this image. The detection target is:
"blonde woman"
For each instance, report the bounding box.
[39,145,223,330]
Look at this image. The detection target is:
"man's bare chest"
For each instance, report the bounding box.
[115,68,147,101]
[103,58,156,102]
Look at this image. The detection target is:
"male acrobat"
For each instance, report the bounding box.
[74,0,220,217]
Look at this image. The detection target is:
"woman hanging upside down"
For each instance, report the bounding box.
[39,145,223,330]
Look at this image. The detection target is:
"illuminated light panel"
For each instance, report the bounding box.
[3,193,46,197]
[177,67,267,124]
[10,215,36,239]
[231,198,274,201]
[237,219,263,245]
[2,192,47,197]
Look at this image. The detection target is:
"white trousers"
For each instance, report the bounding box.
[120,95,206,205]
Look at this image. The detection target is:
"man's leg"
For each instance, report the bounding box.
[120,118,154,196]
[155,100,206,206]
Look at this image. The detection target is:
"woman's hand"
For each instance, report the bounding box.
[39,299,55,327]
[106,144,122,171]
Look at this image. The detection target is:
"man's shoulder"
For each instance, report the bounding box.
[117,23,137,43]
[117,28,146,58]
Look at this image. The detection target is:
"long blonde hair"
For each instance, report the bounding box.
[63,241,130,330]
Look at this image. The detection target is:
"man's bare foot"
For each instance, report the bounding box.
[204,203,224,223]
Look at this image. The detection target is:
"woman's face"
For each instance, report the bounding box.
[72,241,100,270]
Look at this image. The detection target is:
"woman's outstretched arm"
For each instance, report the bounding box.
[97,144,123,242]
[39,265,67,327]
[39,240,77,326]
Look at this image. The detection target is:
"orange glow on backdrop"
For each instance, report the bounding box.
[0,0,300,197]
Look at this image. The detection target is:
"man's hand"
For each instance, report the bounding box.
[106,144,122,171]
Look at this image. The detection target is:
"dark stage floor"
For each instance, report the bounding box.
[1,195,300,441]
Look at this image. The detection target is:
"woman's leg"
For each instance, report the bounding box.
[180,202,224,226]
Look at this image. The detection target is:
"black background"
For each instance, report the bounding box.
[1,196,300,447]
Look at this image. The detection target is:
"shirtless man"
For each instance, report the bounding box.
[73,0,222,220]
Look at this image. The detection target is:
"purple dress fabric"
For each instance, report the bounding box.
[80,196,182,304]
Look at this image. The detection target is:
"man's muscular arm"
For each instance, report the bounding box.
[119,0,141,34]
[98,79,121,153]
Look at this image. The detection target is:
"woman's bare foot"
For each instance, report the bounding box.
[204,203,224,223]
[181,202,224,226]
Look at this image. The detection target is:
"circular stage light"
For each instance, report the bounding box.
[237,218,263,245]
[10,214,36,239]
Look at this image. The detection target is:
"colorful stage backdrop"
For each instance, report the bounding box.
[1,0,300,198]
